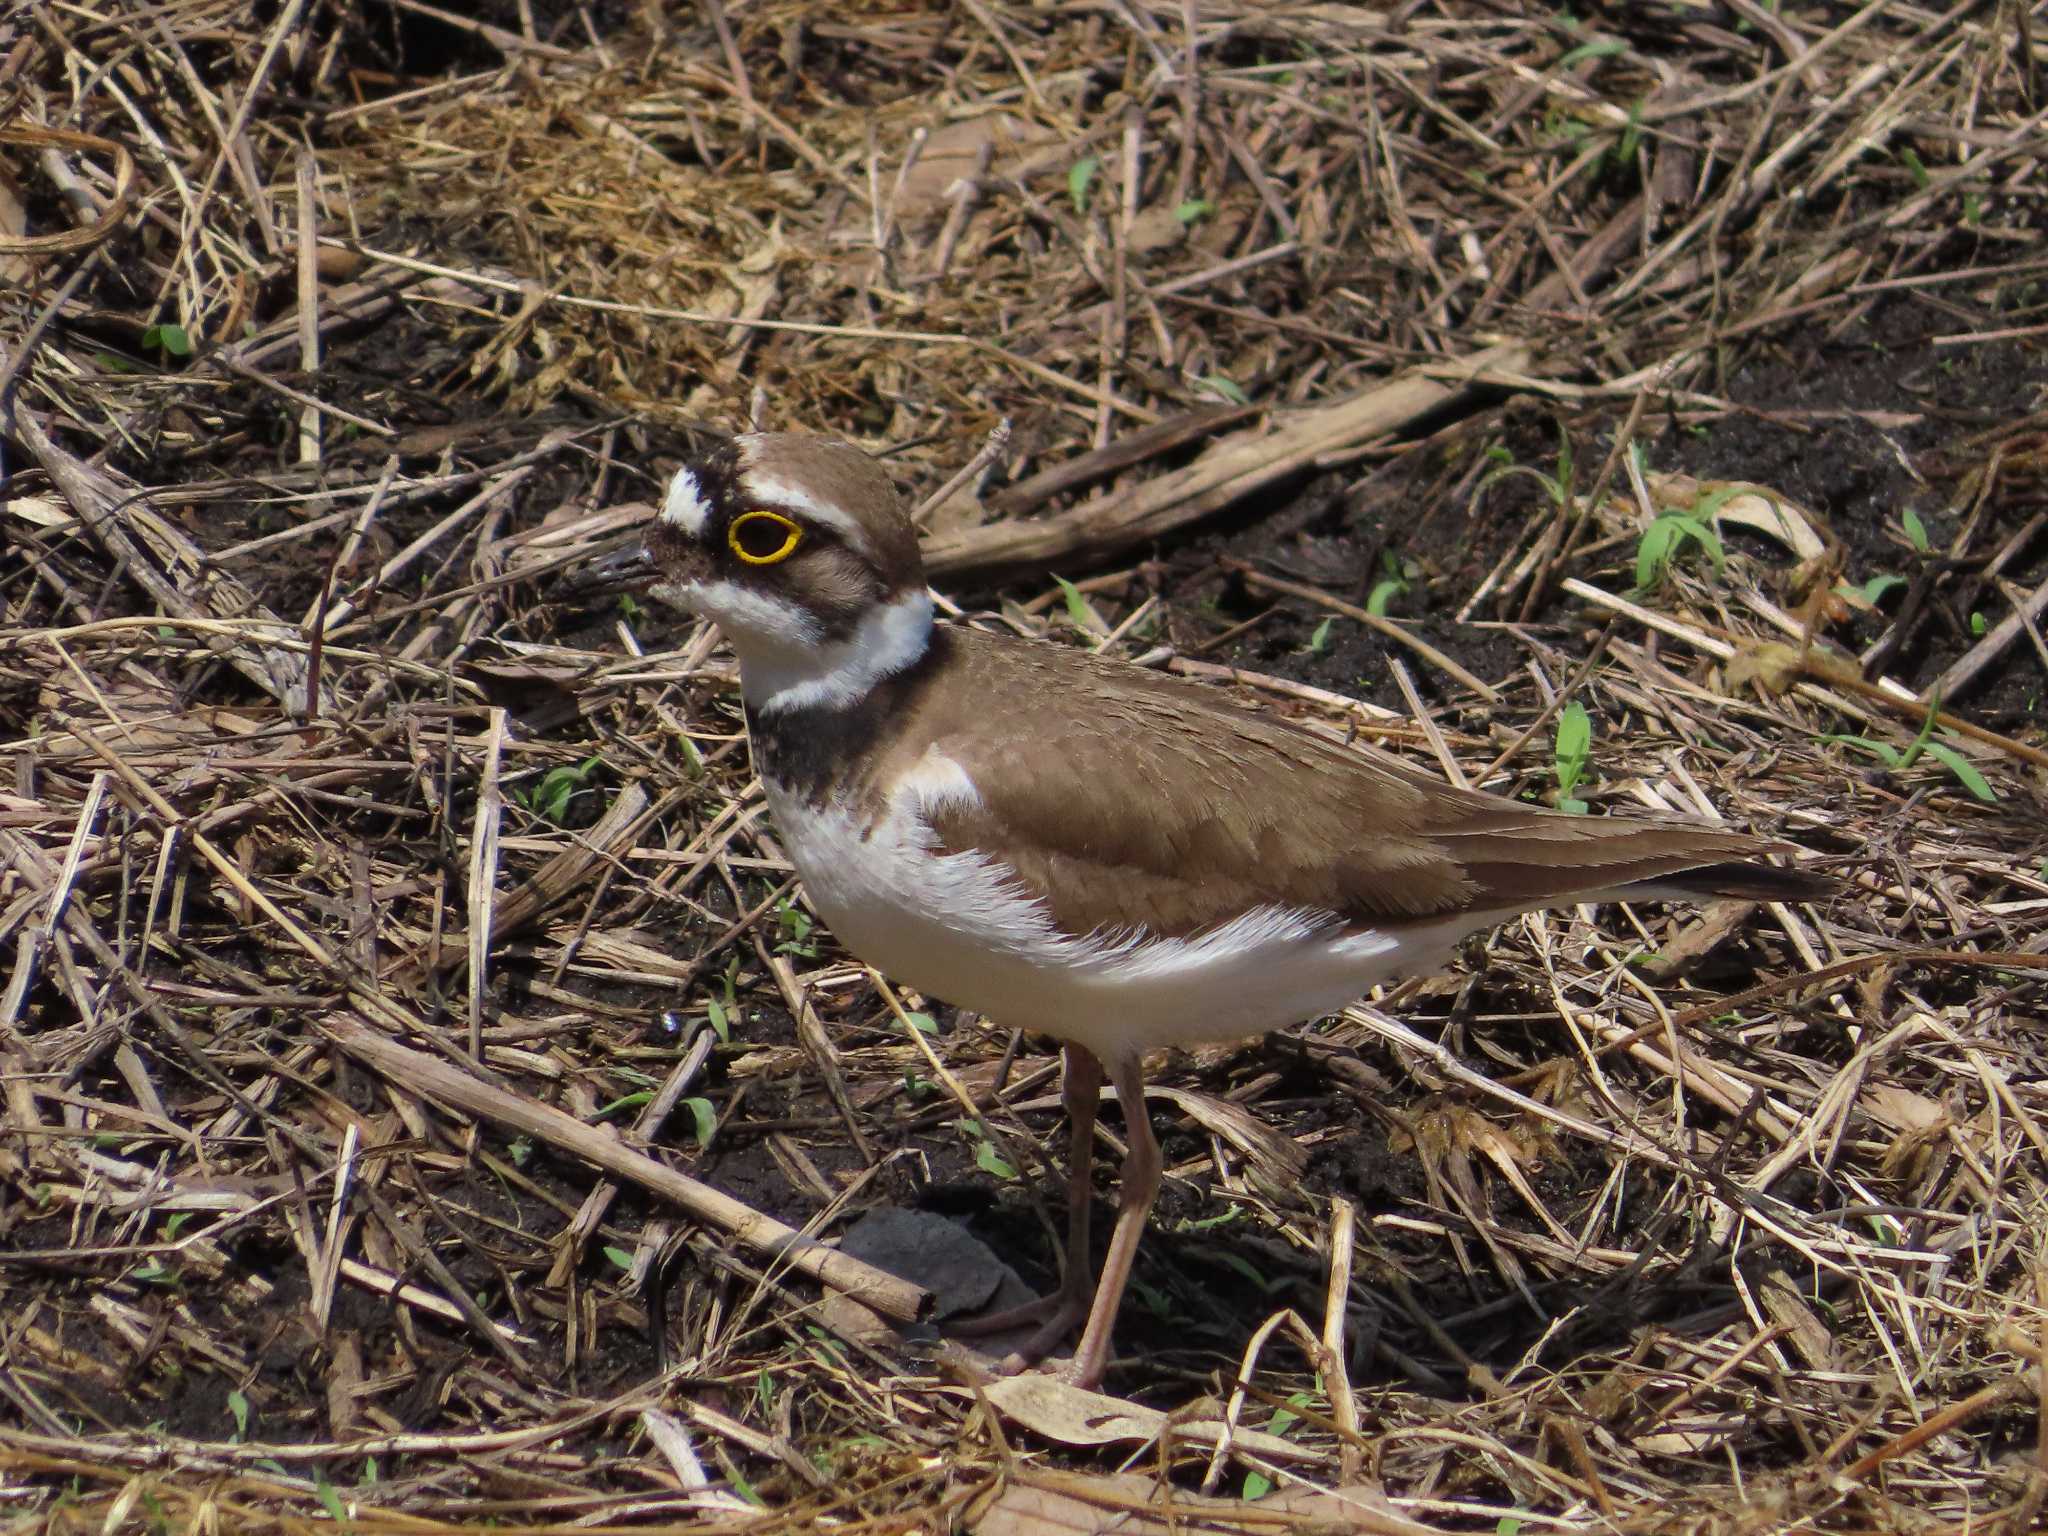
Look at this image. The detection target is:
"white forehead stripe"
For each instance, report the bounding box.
[661,468,711,533]
[739,470,873,555]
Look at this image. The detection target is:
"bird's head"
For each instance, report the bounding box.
[644,432,933,714]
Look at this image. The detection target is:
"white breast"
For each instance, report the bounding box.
[763,754,1475,1062]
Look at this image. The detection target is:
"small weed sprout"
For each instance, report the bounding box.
[1900,505,1932,554]
[519,755,604,823]
[1635,482,1733,591]
[1067,155,1100,213]
[1366,551,1413,617]
[1479,421,1575,513]
[141,322,194,360]
[774,895,818,957]
[1553,701,1593,813]
[1822,690,1997,802]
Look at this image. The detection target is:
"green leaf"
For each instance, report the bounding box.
[602,1245,634,1271]
[1901,506,1931,553]
[705,997,731,1043]
[227,1389,250,1440]
[1823,732,1902,769]
[1195,373,1249,406]
[1899,146,1930,190]
[1243,1471,1272,1500]
[1670,513,1725,571]
[1210,1251,1270,1291]
[1068,155,1101,213]
[142,323,194,357]
[1969,610,1987,636]
[1365,578,1406,618]
[1053,574,1096,632]
[902,1009,939,1035]
[314,1476,347,1523]
[1859,573,1908,604]
[974,1140,1018,1181]
[1635,518,1677,589]
[595,1091,652,1121]
[683,1096,717,1148]
[1307,617,1333,653]
[1554,700,1592,799]
[1173,199,1214,224]
[1923,743,1997,802]
[1559,37,1625,67]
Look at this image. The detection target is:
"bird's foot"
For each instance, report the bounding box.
[944,1286,1092,1380]
[946,1287,1082,1339]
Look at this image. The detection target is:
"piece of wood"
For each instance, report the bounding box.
[923,342,1538,582]
[321,1019,932,1323]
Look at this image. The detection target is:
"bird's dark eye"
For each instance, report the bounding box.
[728,511,802,565]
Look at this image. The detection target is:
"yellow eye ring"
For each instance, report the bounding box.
[728,510,802,565]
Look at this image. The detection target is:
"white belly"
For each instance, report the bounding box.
[763,773,1472,1061]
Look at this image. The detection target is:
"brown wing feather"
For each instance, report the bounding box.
[908,629,1818,939]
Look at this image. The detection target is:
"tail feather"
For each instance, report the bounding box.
[1444,816,1833,912]
[1626,858,1836,905]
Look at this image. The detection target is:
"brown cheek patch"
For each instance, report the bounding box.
[801,548,882,639]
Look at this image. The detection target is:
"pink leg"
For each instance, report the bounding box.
[1068,1053,1160,1390]
[949,1044,1101,1353]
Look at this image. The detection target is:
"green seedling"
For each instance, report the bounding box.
[1634,478,1744,592]
[1635,510,1725,589]
[594,1090,653,1121]
[1194,372,1249,406]
[1366,551,1412,617]
[314,1479,348,1524]
[774,895,818,957]
[1822,691,1996,802]
[1479,422,1575,513]
[1552,700,1592,813]
[140,323,193,360]
[1174,199,1214,224]
[519,755,604,823]
[1052,574,1103,635]
[1853,573,1908,605]
[1305,616,1335,654]
[1241,1391,1315,1499]
[961,1119,1017,1179]
[1901,506,1932,554]
[683,1096,716,1149]
[1068,155,1100,213]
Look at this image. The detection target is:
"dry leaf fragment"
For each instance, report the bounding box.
[1725,641,1806,698]
[975,1469,1431,1536]
[981,1376,1314,1461]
